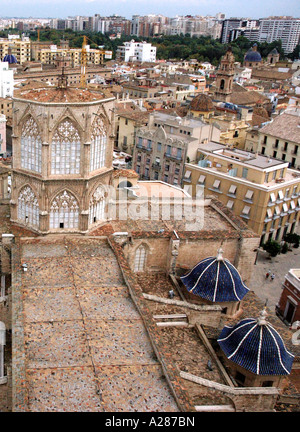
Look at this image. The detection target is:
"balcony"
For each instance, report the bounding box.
[152,162,161,170]
[164,152,182,161]
[281,146,288,153]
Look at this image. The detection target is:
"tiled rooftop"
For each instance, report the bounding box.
[14,237,179,412]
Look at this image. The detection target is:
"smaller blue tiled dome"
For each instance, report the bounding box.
[244,44,262,63]
[3,54,17,64]
[180,249,249,302]
[218,309,294,376]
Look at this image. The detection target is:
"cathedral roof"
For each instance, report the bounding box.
[190,93,214,112]
[180,249,249,302]
[218,309,294,375]
[13,87,109,103]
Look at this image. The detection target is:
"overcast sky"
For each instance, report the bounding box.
[0,0,299,20]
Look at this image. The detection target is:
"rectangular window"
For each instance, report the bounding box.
[241,205,251,217]
[245,190,253,201]
[226,200,234,209]
[157,142,162,152]
[242,168,248,179]
[184,170,191,180]
[213,179,221,189]
[228,185,237,195]
[278,190,284,200]
[198,175,206,184]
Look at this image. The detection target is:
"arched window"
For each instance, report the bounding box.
[49,190,79,229]
[21,116,42,173]
[134,244,147,272]
[17,186,39,228]
[89,186,106,225]
[0,321,6,382]
[51,119,81,175]
[220,79,225,90]
[90,116,107,172]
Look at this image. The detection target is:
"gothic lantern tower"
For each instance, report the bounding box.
[214,46,235,103]
[10,81,115,234]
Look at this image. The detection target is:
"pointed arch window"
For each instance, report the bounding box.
[90,116,107,172]
[89,185,106,225]
[49,190,79,229]
[134,244,147,272]
[17,185,39,228]
[51,119,81,175]
[21,116,42,173]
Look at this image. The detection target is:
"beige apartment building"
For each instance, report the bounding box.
[0,37,31,64]
[133,112,220,185]
[183,142,300,244]
[35,47,105,67]
[116,110,149,154]
[258,110,300,169]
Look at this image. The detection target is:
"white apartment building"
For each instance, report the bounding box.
[0,62,14,98]
[258,18,300,54]
[116,41,156,63]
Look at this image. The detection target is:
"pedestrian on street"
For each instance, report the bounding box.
[271,273,275,281]
[265,271,270,279]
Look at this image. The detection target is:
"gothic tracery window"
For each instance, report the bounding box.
[89,185,106,225]
[51,119,81,175]
[21,116,42,173]
[49,190,79,229]
[90,116,107,172]
[134,244,147,272]
[17,185,39,228]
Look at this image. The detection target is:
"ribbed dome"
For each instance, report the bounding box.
[244,45,262,63]
[3,54,17,64]
[218,309,294,376]
[180,249,249,302]
[190,93,214,112]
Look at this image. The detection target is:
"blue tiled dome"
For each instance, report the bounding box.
[218,310,294,375]
[3,54,17,64]
[180,249,249,302]
[244,45,262,63]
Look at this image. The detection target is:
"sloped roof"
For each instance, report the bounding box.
[259,112,300,144]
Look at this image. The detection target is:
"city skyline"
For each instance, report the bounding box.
[0,0,299,20]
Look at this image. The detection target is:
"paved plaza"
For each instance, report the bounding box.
[250,233,300,313]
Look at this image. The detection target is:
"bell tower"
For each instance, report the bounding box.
[214,46,235,102]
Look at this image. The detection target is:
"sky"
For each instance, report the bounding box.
[0,0,299,20]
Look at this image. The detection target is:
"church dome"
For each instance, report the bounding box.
[180,249,249,302]
[190,93,214,112]
[3,54,17,64]
[218,309,294,375]
[244,45,262,63]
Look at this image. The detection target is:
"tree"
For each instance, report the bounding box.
[284,233,300,247]
[262,239,281,257]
